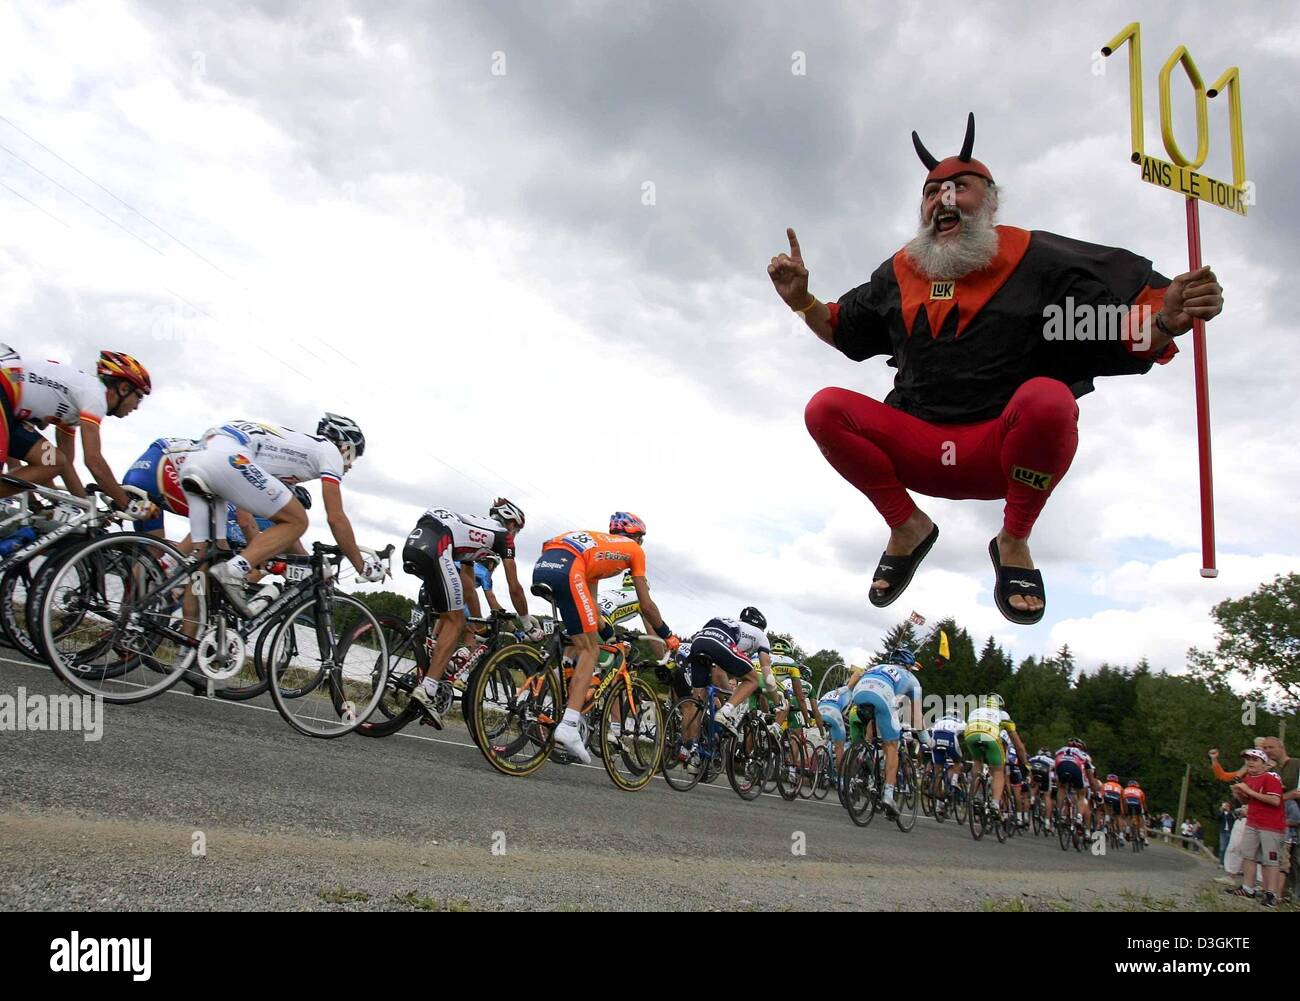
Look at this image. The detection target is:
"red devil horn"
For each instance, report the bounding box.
[911,131,939,170]
[959,112,975,162]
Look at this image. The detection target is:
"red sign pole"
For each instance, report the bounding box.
[1184,198,1217,577]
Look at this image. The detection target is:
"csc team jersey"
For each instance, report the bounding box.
[3,354,106,430]
[542,530,646,582]
[1054,746,1094,772]
[200,420,345,485]
[424,509,517,564]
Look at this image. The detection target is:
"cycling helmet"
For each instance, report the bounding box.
[489,497,525,529]
[1037,747,1050,757]
[477,552,501,571]
[291,485,312,510]
[984,693,1005,709]
[1067,738,1087,750]
[1107,773,1118,782]
[609,512,646,538]
[887,648,917,667]
[620,570,635,590]
[769,637,793,658]
[739,606,767,631]
[97,351,152,395]
[317,413,366,463]
[1126,779,1139,787]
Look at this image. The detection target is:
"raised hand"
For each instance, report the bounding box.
[768,227,811,309]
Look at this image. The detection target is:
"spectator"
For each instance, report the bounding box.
[1161,813,1174,843]
[1192,819,1204,846]
[1258,735,1298,902]
[1217,802,1236,866]
[1226,748,1286,906]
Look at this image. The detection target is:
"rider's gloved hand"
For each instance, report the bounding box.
[359,555,386,582]
[666,634,681,653]
[519,614,545,642]
[124,496,158,521]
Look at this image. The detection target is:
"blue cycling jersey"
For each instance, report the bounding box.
[860,664,922,702]
[474,562,494,592]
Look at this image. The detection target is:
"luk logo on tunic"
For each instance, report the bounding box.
[1011,466,1052,491]
[929,281,954,300]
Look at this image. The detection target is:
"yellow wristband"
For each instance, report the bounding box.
[792,295,818,314]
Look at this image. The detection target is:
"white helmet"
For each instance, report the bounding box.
[489,497,525,529]
[318,413,366,464]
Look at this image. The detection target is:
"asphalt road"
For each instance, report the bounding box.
[0,652,1213,911]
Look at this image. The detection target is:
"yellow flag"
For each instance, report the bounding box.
[938,630,951,663]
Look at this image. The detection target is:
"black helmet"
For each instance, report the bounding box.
[739,606,766,630]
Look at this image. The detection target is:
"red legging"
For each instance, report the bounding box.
[804,377,1079,538]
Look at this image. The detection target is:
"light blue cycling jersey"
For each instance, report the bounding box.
[474,562,494,592]
[856,663,922,702]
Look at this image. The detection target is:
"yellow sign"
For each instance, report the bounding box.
[1101,22,1248,217]
[1136,154,1247,215]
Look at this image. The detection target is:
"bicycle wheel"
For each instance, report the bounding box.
[919,765,937,819]
[599,675,663,792]
[469,643,557,777]
[725,716,765,801]
[775,730,802,801]
[994,788,1009,843]
[1031,799,1044,836]
[845,743,879,827]
[952,771,969,825]
[1057,807,1071,851]
[969,776,988,841]
[810,744,833,800]
[895,752,919,832]
[662,698,705,792]
[351,616,426,736]
[17,540,97,665]
[39,534,200,702]
[790,733,811,800]
[266,592,387,738]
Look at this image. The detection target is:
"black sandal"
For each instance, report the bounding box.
[868,524,939,608]
[988,537,1046,625]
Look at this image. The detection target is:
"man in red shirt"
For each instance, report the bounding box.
[1228,748,1286,907]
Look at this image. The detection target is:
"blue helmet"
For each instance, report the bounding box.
[888,647,917,667]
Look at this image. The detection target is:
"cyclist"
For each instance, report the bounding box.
[171,415,383,613]
[1054,738,1096,837]
[0,347,152,513]
[763,639,821,740]
[401,499,539,724]
[471,553,506,615]
[845,648,931,815]
[1102,773,1125,838]
[702,607,775,739]
[962,694,1029,826]
[817,666,867,772]
[1028,746,1057,832]
[531,512,679,763]
[929,711,966,816]
[1002,729,1031,829]
[1122,779,1148,844]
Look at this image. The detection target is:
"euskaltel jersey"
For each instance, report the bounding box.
[829,227,1176,424]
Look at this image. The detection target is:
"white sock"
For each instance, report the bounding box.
[422,678,439,696]
[562,708,580,726]
[225,555,251,578]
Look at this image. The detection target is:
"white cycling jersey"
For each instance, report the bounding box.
[4,354,106,429]
[198,420,345,484]
[933,715,966,736]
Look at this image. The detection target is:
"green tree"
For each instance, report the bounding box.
[1189,572,1300,709]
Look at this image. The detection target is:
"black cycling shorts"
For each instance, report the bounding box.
[402,515,462,614]
[688,630,753,682]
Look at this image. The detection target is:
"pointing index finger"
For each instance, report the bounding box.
[787,227,803,262]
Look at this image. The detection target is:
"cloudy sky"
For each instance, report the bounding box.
[1,0,1295,674]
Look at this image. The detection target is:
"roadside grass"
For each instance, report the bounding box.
[318,885,370,904]
[393,890,473,912]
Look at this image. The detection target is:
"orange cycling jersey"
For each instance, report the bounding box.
[1103,781,1123,797]
[1123,787,1146,808]
[542,530,646,582]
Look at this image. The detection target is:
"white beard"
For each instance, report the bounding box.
[904,194,1000,279]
